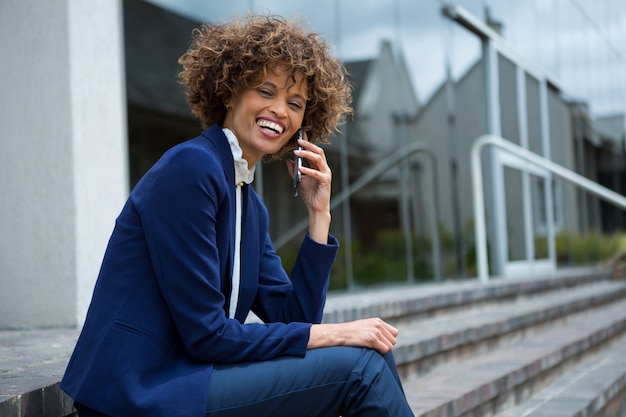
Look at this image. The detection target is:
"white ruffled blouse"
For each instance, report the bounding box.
[222,129,255,319]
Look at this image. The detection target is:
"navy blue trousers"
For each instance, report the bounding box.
[205,347,415,417]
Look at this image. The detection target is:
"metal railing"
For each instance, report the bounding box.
[274,141,442,287]
[472,134,626,283]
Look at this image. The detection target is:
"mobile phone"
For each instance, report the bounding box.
[293,128,303,197]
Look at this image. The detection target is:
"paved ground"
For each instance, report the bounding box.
[0,328,79,390]
[0,329,79,416]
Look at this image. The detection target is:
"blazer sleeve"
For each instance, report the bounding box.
[132,143,312,363]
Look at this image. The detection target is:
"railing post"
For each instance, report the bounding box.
[471,138,490,283]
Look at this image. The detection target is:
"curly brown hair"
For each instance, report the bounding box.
[178,14,352,158]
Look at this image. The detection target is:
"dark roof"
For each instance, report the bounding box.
[123,0,200,118]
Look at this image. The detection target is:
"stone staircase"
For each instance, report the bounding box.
[323,266,626,416]
[1,266,625,416]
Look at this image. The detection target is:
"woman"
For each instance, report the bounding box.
[61,14,415,417]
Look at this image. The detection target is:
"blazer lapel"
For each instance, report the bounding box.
[201,125,237,314]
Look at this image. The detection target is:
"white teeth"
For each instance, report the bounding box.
[256,119,283,134]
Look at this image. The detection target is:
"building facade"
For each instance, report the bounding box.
[1,0,625,328]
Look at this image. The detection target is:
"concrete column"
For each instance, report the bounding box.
[0,0,128,329]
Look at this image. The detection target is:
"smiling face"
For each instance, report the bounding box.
[222,67,308,166]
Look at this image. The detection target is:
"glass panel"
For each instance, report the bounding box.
[504,166,526,261]
[531,174,547,232]
[443,21,484,278]
[131,1,626,285]
[349,164,408,286]
[327,191,351,291]
[525,73,543,156]
[409,155,436,281]
[530,174,548,260]
[498,54,520,145]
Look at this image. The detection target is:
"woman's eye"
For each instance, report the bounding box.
[258,89,272,96]
[289,101,304,110]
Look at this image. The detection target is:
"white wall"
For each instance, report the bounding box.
[0,0,128,329]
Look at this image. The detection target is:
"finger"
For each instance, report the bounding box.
[298,165,331,184]
[296,156,332,187]
[300,138,325,155]
[296,140,330,171]
[373,334,395,354]
[383,322,399,338]
[294,150,331,185]
[379,326,397,347]
[370,319,397,350]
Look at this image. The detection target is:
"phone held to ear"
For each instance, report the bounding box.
[293,128,303,197]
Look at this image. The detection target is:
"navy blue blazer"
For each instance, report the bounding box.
[61,124,339,416]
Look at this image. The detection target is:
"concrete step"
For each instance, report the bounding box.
[494,332,626,417]
[0,268,618,417]
[0,329,78,417]
[402,297,626,417]
[392,279,626,379]
[322,267,610,325]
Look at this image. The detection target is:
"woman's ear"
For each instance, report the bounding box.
[224,95,233,110]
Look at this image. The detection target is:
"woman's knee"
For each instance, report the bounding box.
[318,347,390,383]
[307,346,373,376]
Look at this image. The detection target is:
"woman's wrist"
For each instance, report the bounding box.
[308,323,342,349]
[308,210,331,244]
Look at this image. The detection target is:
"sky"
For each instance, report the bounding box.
[146,0,626,119]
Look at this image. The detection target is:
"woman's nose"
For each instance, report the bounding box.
[269,99,288,118]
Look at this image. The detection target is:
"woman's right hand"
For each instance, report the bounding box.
[307,318,398,354]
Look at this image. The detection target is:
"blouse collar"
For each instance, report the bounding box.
[222,128,256,185]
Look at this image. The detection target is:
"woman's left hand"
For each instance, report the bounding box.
[287,136,332,243]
